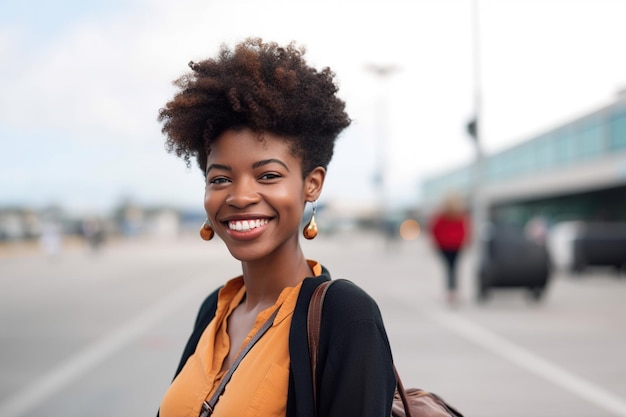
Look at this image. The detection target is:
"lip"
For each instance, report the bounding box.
[218,214,273,241]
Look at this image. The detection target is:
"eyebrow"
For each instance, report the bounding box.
[252,158,290,171]
[206,163,231,176]
[206,159,290,175]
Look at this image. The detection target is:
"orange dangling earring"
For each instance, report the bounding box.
[199,218,214,241]
[303,201,318,240]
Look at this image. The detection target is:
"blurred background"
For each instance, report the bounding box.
[2,1,626,416]
[2,0,626,243]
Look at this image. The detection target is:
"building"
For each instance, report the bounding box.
[421,91,626,228]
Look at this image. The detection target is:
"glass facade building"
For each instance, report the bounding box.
[422,94,626,226]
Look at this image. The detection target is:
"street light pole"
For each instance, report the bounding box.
[364,64,400,236]
[471,0,483,154]
[470,0,487,246]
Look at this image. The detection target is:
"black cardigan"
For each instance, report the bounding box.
[160,268,397,417]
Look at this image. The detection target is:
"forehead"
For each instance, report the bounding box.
[208,128,298,162]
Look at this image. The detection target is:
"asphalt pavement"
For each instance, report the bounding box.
[1,230,625,417]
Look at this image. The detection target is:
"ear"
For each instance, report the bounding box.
[304,167,326,202]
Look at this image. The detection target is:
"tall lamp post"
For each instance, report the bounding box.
[468,0,487,249]
[364,64,400,236]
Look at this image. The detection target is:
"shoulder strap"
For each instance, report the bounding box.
[306,279,335,410]
[306,280,415,417]
[200,307,280,417]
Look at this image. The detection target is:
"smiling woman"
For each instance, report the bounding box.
[156,38,396,417]
[203,128,324,261]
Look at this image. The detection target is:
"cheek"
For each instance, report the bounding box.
[203,190,217,217]
[276,190,305,219]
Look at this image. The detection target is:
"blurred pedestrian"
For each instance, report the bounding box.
[155,38,396,417]
[429,193,471,305]
[81,217,105,253]
[39,220,62,259]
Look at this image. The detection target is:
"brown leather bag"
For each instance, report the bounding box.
[307,280,464,417]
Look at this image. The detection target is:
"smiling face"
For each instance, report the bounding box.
[204,128,325,263]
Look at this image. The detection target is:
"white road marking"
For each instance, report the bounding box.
[428,308,626,417]
[0,277,208,417]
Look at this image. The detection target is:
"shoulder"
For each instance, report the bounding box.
[321,279,386,331]
[171,286,222,379]
[293,269,387,335]
[326,279,379,312]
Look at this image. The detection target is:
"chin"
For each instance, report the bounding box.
[225,245,267,263]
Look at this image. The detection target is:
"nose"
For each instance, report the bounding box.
[225,178,260,208]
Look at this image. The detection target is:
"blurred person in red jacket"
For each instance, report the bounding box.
[429,193,471,305]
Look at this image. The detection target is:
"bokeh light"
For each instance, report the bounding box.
[399,219,421,240]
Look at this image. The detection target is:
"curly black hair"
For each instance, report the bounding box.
[157,38,351,177]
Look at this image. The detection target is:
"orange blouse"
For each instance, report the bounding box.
[160,261,322,417]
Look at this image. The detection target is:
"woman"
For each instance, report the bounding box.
[429,193,470,305]
[156,38,396,417]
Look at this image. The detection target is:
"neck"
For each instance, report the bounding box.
[239,245,312,312]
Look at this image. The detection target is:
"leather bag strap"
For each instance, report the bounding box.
[200,307,280,417]
[394,366,415,417]
[306,280,413,417]
[307,280,335,413]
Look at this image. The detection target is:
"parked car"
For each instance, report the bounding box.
[478,223,551,301]
[547,221,626,273]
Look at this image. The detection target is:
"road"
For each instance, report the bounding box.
[1,230,625,417]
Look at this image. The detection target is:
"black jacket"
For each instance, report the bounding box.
[160,268,397,417]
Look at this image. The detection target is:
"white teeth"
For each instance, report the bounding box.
[228,219,268,231]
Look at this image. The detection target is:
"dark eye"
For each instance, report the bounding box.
[209,177,230,185]
[259,173,281,181]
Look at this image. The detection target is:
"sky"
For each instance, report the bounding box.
[1,0,626,215]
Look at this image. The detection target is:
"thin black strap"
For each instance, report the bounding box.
[199,307,280,417]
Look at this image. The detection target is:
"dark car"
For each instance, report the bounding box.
[572,222,626,273]
[478,223,551,301]
[547,221,626,274]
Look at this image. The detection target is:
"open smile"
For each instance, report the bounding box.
[226,218,270,232]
